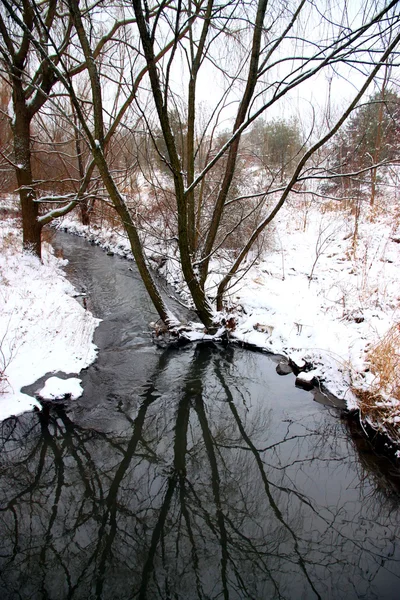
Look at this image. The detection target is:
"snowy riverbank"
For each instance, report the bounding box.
[0,218,100,421]
[57,199,400,444]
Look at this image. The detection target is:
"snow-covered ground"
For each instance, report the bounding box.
[0,218,100,421]
[231,204,399,407]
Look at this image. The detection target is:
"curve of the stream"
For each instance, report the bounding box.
[1,232,400,600]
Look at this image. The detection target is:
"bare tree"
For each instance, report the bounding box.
[0,0,191,323]
[0,0,70,256]
[0,0,137,258]
[3,0,400,331]
[0,79,15,192]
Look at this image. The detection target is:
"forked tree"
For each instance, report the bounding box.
[3,0,400,331]
[130,0,400,324]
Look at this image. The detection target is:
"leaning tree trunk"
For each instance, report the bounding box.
[12,92,42,259]
[93,147,173,325]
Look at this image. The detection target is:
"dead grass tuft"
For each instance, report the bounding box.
[353,323,400,441]
[0,231,19,253]
[0,331,13,396]
[367,324,400,399]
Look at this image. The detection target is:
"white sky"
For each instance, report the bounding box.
[155,0,400,141]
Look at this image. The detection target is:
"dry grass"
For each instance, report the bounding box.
[0,230,19,253]
[0,371,9,395]
[0,327,13,396]
[367,324,400,397]
[353,323,400,441]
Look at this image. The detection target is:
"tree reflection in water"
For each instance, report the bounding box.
[1,343,400,599]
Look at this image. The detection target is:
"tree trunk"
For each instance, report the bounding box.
[132,0,217,331]
[198,0,268,286]
[370,67,389,210]
[12,91,42,259]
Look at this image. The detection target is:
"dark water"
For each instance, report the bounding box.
[1,233,400,600]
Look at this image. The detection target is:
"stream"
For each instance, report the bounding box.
[1,232,400,599]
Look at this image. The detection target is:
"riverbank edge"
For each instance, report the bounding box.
[0,216,100,422]
[187,334,400,462]
[231,337,400,462]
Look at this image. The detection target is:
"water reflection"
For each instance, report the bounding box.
[1,344,400,599]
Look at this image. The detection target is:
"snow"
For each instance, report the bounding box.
[37,376,83,400]
[296,370,320,384]
[0,219,100,421]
